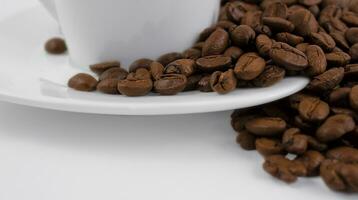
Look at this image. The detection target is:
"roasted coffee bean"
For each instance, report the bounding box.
[330,30,350,51]
[308,5,320,18]
[309,32,336,52]
[298,96,330,122]
[117,79,153,97]
[182,48,202,60]
[127,68,151,80]
[154,74,187,95]
[224,47,244,62]
[256,34,273,57]
[296,43,310,53]
[256,138,285,157]
[253,65,285,87]
[245,117,287,136]
[326,51,351,66]
[226,1,260,23]
[307,67,345,91]
[305,45,327,76]
[326,147,358,163]
[68,73,97,92]
[230,25,256,47]
[232,113,259,132]
[164,59,196,77]
[345,64,358,80]
[129,58,153,72]
[288,9,319,36]
[216,20,237,30]
[350,85,358,111]
[296,150,325,176]
[210,69,237,94]
[157,52,183,66]
[276,33,304,46]
[241,10,263,29]
[341,11,358,26]
[90,61,121,76]
[199,27,216,42]
[196,55,232,72]
[350,44,358,61]
[97,79,120,94]
[331,107,358,122]
[192,42,204,50]
[149,61,164,81]
[197,75,213,92]
[45,38,67,54]
[262,17,295,32]
[234,52,266,81]
[329,87,351,107]
[184,74,203,91]
[263,155,307,183]
[282,128,308,155]
[346,28,358,44]
[99,67,128,81]
[320,160,358,192]
[316,114,356,142]
[237,130,257,151]
[270,42,308,71]
[202,28,230,56]
[262,1,288,18]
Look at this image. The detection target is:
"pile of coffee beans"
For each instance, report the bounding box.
[46,0,358,193]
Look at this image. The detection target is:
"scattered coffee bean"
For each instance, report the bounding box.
[270,42,308,71]
[256,138,285,157]
[99,67,128,81]
[97,79,120,94]
[316,114,356,142]
[234,52,266,80]
[210,69,237,94]
[245,117,287,136]
[164,59,196,77]
[90,61,121,76]
[202,28,230,56]
[68,73,97,92]
[154,74,187,95]
[45,38,67,54]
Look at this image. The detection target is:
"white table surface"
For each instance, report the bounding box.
[0,1,356,199]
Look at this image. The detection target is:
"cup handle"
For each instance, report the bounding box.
[39,0,59,21]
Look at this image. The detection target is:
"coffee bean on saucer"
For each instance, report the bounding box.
[164,59,196,77]
[256,34,273,57]
[90,61,121,76]
[154,74,187,95]
[117,78,153,97]
[45,37,67,54]
[184,74,203,92]
[253,65,285,87]
[149,61,164,81]
[97,79,120,94]
[270,42,308,71]
[234,52,266,81]
[129,58,154,72]
[210,69,237,94]
[256,138,285,157]
[236,130,256,151]
[99,67,128,81]
[230,25,256,47]
[182,48,202,60]
[68,73,97,92]
[198,75,213,93]
[196,55,232,72]
[157,52,183,66]
[202,28,229,56]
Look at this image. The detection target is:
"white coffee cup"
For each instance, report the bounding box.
[39,0,220,69]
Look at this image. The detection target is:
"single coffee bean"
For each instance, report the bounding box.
[154,74,187,95]
[90,61,121,76]
[99,67,128,81]
[307,67,345,91]
[202,28,230,56]
[316,114,356,142]
[127,68,151,81]
[330,30,350,51]
[164,59,196,77]
[326,147,358,163]
[345,28,358,44]
[197,75,213,92]
[270,42,308,71]
[296,43,310,53]
[182,48,202,60]
[256,34,273,58]
[288,9,319,36]
[350,44,358,61]
[184,74,203,92]
[309,32,336,52]
[350,85,358,111]
[45,37,67,54]
[245,117,287,136]
[304,45,327,76]
[225,2,246,23]
[253,65,285,87]
[241,10,263,29]
[97,79,119,94]
[263,17,295,32]
[224,47,244,62]
[157,52,183,66]
[341,10,358,26]
[329,87,351,107]
[149,61,164,81]
[282,128,308,155]
[196,55,232,72]
[296,150,325,176]
[230,25,256,47]
[262,1,288,18]
[129,58,153,72]
[298,96,330,122]
[345,64,358,81]
[326,51,351,67]
[263,155,307,183]
[232,113,259,132]
[234,52,266,81]
[276,32,304,46]
[117,79,153,97]
[320,160,358,192]
[256,138,285,157]
[68,73,97,92]
[210,69,237,94]
[237,130,257,151]
[331,107,358,122]
[198,26,216,42]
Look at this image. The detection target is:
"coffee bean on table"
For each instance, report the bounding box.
[298,96,330,122]
[202,28,229,56]
[45,38,67,54]
[210,69,237,94]
[68,73,98,92]
[182,48,202,60]
[296,150,325,177]
[329,87,352,107]
[262,1,288,18]
[245,117,287,136]
[316,114,356,142]
[224,46,244,62]
[154,74,187,95]
[234,52,266,81]
[236,130,256,151]
[326,147,358,163]
[282,128,308,155]
[296,43,310,53]
[196,55,232,72]
[270,42,308,71]
[325,51,351,66]
[90,61,121,76]
[307,67,345,91]
[256,138,285,157]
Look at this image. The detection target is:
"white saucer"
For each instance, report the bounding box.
[0,7,309,115]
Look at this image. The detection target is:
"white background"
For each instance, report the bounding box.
[0,0,356,199]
